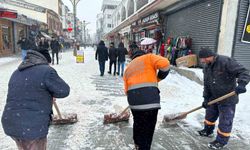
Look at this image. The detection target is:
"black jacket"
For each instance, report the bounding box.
[39,41,49,50]
[108,47,117,61]
[95,44,108,61]
[203,55,250,104]
[17,38,30,50]
[50,40,61,52]
[117,47,128,62]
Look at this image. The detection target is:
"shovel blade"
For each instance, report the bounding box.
[51,113,78,125]
[103,111,130,124]
[163,112,187,123]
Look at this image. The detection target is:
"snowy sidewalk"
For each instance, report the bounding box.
[0,47,250,150]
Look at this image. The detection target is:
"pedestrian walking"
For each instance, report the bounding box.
[198,48,250,149]
[107,42,118,75]
[1,45,70,150]
[50,37,61,65]
[123,50,170,150]
[117,42,128,76]
[17,37,30,60]
[95,40,108,76]
[38,37,49,50]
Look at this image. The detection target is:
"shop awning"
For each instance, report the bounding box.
[40,32,52,40]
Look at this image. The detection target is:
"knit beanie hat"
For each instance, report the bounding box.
[199,48,216,58]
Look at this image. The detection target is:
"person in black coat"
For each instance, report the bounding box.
[117,42,128,76]
[17,37,30,60]
[38,37,49,50]
[50,37,61,65]
[1,49,70,149]
[95,40,108,76]
[108,42,118,75]
[198,48,250,149]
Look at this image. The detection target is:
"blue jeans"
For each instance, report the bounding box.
[21,50,27,60]
[98,61,106,76]
[118,61,125,76]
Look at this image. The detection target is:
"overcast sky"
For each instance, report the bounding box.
[62,0,103,34]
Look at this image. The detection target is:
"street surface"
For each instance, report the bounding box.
[0,47,250,150]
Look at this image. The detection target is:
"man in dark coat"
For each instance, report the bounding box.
[107,42,118,75]
[117,42,128,76]
[50,37,61,65]
[1,49,70,150]
[17,37,30,60]
[198,48,250,149]
[95,40,108,76]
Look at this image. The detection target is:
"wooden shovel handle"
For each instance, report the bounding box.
[185,91,236,115]
[118,106,130,117]
[53,98,62,119]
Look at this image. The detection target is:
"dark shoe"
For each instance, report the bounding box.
[198,129,213,137]
[208,140,225,149]
[108,71,111,74]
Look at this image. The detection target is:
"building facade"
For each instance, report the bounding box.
[103,0,250,70]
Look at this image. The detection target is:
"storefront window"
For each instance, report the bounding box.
[2,26,11,50]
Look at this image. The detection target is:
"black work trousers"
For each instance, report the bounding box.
[131,109,158,150]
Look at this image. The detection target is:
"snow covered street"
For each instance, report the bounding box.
[0,47,250,150]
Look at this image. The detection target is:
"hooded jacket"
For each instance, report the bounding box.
[1,50,70,140]
[95,41,108,61]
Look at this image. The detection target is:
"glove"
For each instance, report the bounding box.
[202,101,208,109]
[235,84,247,95]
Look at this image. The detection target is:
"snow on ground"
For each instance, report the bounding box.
[0,48,250,149]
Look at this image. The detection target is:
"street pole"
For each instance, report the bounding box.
[83,20,86,45]
[69,0,81,54]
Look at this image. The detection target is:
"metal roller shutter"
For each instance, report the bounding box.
[233,0,250,70]
[165,0,223,54]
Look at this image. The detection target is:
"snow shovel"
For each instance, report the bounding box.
[103,106,130,124]
[51,98,78,125]
[163,91,236,123]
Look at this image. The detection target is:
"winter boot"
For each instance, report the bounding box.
[208,140,226,149]
[198,125,214,137]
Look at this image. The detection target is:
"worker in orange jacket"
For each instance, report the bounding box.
[123,50,170,150]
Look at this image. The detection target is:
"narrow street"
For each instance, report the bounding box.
[0,48,250,150]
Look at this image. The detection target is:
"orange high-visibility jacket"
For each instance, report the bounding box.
[123,54,170,94]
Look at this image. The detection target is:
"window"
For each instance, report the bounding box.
[107,14,112,19]
[107,24,112,28]
[2,26,11,50]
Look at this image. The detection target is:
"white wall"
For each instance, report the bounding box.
[26,0,59,14]
[217,0,239,56]
[0,3,47,23]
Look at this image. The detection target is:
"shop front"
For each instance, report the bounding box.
[233,0,250,70]
[0,19,13,56]
[131,11,162,43]
[163,0,223,65]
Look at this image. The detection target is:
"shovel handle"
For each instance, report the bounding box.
[53,98,63,119]
[184,91,236,115]
[118,106,130,117]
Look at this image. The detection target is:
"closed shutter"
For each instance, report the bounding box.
[165,0,222,54]
[233,0,250,70]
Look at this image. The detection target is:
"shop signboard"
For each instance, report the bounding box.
[242,5,250,43]
[141,12,159,25]
[0,9,17,18]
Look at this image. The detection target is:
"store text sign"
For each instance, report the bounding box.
[242,6,250,43]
